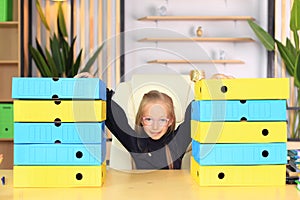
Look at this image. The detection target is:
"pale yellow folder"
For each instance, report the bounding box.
[194,78,289,100]
[14,164,106,187]
[14,100,106,122]
[190,157,285,186]
[191,121,287,143]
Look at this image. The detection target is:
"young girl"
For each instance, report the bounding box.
[105,89,191,169]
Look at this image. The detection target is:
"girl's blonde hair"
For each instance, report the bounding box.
[135,90,176,134]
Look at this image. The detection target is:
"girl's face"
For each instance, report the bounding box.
[141,101,173,140]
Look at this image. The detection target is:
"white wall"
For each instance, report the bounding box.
[123,0,269,80]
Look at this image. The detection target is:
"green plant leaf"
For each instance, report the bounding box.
[286,38,297,56]
[57,2,68,37]
[294,52,300,87]
[66,37,77,77]
[45,49,59,77]
[35,0,50,31]
[60,37,69,72]
[293,30,300,50]
[50,34,64,76]
[248,20,275,51]
[29,46,52,77]
[35,38,48,64]
[81,43,105,73]
[71,49,83,77]
[290,0,300,32]
[275,39,296,76]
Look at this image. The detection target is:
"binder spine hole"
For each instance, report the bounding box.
[54,100,61,105]
[76,151,83,158]
[54,120,61,127]
[76,173,83,180]
[218,172,225,179]
[220,86,228,93]
[54,140,61,144]
[262,129,269,136]
[196,171,199,177]
[199,87,201,93]
[52,94,59,100]
[240,117,247,121]
[262,150,269,157]
[52,78,59,81]
[54,118,61,125]
[5,128,8,131]
[240,100,246,104]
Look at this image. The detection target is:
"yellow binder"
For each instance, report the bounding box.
[14,100,106,122]
[194,78,289,100]
[14,164,106,187]
[191,121,287,143]
[190,157,285,186]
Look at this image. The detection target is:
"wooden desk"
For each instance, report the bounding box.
[0,169,299,200]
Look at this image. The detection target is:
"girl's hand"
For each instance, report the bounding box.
[0,154,3,164]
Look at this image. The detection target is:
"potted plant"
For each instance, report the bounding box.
[29,0,104,77]
[248,0,300,141]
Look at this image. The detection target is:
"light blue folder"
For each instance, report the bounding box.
[192,140,287,165]
[191,100,287,122]
[12,77,106,100]
[14,141,106,165]
[14,122,105,144]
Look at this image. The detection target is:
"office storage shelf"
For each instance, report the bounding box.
[147,59,244,64]
[138,15,255,66]
[0,0,20,170]
[138,16,255,21]
[138,37,254,42]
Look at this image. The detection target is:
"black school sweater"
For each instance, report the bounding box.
[105,89,192,169]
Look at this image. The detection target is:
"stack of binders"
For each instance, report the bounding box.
[190,78,289,186]
[12,77,106,187]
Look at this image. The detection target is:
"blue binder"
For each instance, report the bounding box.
[14,122,105,144]
[14,141,106,165]
[191,100,287,122]
[12,77,106,100]
[192,140,287,165]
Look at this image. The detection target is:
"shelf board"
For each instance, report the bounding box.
[147,59,244,64]
[0,138,13,142]
[0,21,18,27]
[139,37,254,42]
[138,16,255,21]
[0,60,19,65]
[0,99,13,103]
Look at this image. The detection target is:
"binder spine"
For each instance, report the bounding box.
[191,100,287,122]
[12,77,106,100]
[13,100,106,122]
[194,78,289,100]
[14,165,106,187]
[191,121,287,143]
[0,103,14,138]
[190,157,285,186]
[14,144,105,165]
[192,140,287,165]
[14,122,105,144]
